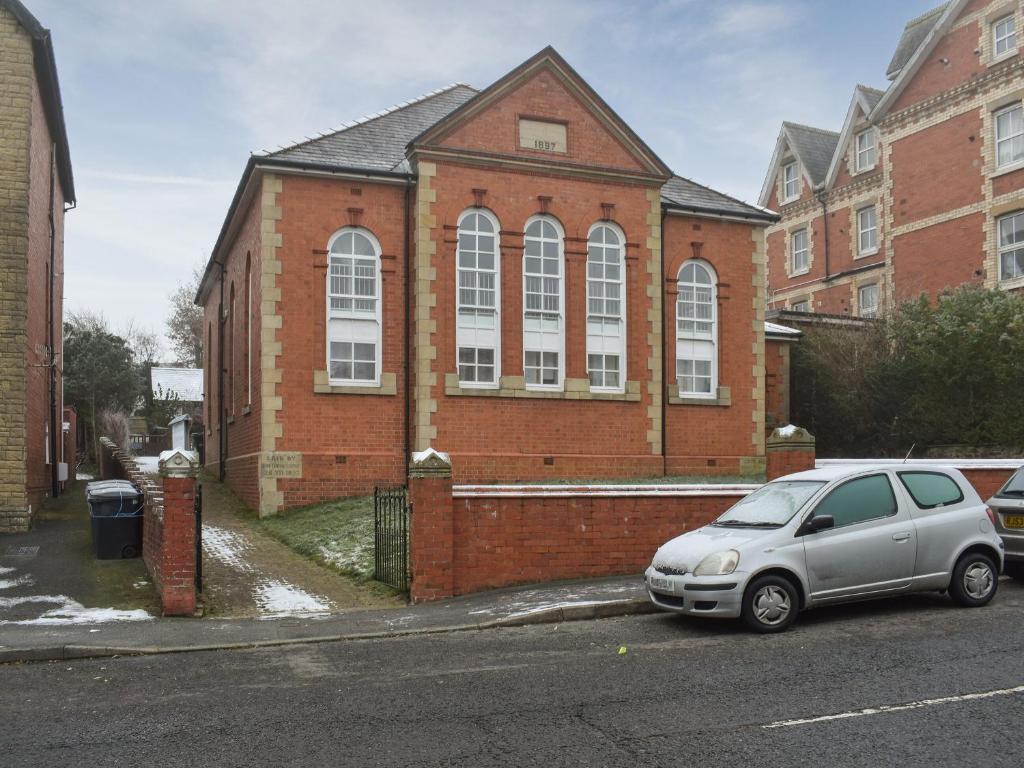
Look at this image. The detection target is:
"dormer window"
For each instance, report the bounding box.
[782,162,799,201]
[855,129,877,171]
[994,14,1017,59]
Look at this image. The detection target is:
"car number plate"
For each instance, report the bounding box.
[650,576,672,592]
[1005,515,1024,529]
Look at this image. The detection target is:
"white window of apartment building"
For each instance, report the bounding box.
[456,209,501,386]
[586,223,625,391]
[791,228,809,274]
[676,260,717,397]
[998,211,1024,281]
[858,284,879,318]
[523,215,564,388]
[994,14,1017,58]
[790,300,810,313]
[782,161,799,201]
[995,103,1024,167]
[858,205,879,255]
[326,228,382,385]
[855,129,877,171]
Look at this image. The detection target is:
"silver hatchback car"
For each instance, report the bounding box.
[646,464,1004,632]
[986,466,1024,580]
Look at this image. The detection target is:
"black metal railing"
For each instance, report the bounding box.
[194,483,203,593]
[374,486,410,592]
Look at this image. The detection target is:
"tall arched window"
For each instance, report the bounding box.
[587,223,625,390]
[244,252,252,405]
[228,281,236,414]
[327,228,381,385]
[456,209,500,386]
[523,215,564,388]
[676,260,717,397]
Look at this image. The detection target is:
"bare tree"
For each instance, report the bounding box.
[167,263,205,367]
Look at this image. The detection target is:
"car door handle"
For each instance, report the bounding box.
[892,532,912,542]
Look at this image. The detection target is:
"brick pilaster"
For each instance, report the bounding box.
[408,448,454,602]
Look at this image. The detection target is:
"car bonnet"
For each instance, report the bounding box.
[652,525,775,574]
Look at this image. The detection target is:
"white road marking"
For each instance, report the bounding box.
[763,684,1024,729]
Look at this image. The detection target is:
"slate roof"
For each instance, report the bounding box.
[262,82,771,220]
[151,367,204,403]
[784,122,840,187]
[265,84,479,174]
[859,85,885,112]
[886,3,949,80]
[661,175,775,221]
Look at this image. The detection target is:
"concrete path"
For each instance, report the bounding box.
[197,478,400,618]
[0,574,652,662]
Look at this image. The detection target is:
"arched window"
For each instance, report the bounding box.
[523,215,564,388]
[456,210,500,386]
[587,223,625,390]
[228,281,235,414]
[676,260,717,397]
[244,252,252,405]
[327,228,381,385]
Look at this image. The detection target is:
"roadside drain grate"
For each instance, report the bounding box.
[4,546,39,558]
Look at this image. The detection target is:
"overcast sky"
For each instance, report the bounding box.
[35,0,940,356]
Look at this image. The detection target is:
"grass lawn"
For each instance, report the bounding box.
[254,495,377,582]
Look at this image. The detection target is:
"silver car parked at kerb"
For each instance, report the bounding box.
[986,465,1024,580]
[646,464,1004,633]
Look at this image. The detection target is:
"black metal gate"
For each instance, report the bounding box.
[194,483,203,593]
[374,486,410,591]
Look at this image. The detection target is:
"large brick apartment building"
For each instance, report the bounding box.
[197,48,780,516]
[0,0,74,532]
[762,0,1024,315]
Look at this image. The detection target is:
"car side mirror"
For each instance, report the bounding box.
[798,515,835,536]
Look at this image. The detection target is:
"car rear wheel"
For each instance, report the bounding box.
[741,575,799,633]
[950,552,998,607]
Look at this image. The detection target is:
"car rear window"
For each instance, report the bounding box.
[897,471,964,509]
[997,468,1024,498]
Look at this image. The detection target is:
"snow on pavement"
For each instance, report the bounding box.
[0,594,152,625]
[254,580,332,619]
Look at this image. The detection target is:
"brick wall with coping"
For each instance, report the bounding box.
[99,438,198,616]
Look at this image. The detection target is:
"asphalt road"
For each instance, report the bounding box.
[4,581,1024,767]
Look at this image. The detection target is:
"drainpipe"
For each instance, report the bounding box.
[403,179,412,475]
[47,143,58,499]
[218,259,226,481]
[817,188,831,280]
[660,209,668,477]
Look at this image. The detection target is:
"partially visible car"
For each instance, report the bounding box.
[646,465,1004,633]
[986,466,1024,580]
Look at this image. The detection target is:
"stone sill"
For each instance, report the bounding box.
[242,405,252,416]
[990,160,1024,179]
[313,371,397,395]
[668,386,731,407]
[226,415,235,425]
[854,249,879,260]
[444,373,641,402]
[999,275,1024,291]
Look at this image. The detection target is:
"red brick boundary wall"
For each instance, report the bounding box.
[407,447,758,602]
[99,438,199,616]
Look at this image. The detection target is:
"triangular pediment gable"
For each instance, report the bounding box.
[410,47,671,180]
[824,86,885,189]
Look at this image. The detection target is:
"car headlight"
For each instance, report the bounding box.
[693,550,739,576]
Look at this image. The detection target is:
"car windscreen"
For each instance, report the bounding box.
[714,481,825,527]
[997,467,1024,497]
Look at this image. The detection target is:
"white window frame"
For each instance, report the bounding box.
[857,205,879,256]
[855,129,877,172]
[522,215,565,390]
[994,13,1018,59]
[995,102,1024,168]
[455,208,501,388]
[791,229,809,274]
[858,284,879,318]
[782,161,799,201]
[586,222,626,392]
[326,227,382,387]
[675,259,718,399]
[790,300,810,313]
[997,210,1024,282]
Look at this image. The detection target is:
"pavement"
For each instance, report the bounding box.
[5,581,1024,767]
[0,573,654,663]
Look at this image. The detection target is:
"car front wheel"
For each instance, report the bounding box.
[950,552,998,607]
[741,575,799,633]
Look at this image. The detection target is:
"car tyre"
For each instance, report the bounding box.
[741,575,799,633]
[949,552,998,607]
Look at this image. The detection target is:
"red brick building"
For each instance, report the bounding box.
[0,0,74,532]
[197,48,778,515]
[762,0,1024,315]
